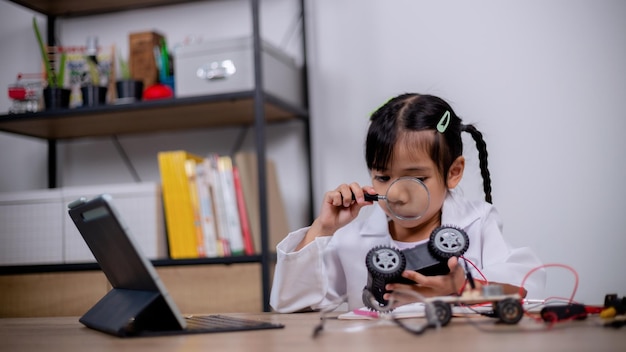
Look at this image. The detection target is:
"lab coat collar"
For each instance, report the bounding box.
[441,189,482,229]
[359,204,391,238]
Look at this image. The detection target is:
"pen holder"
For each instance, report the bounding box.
[43,87,71,110]
[81,85,108,107]
[115,79,143,103]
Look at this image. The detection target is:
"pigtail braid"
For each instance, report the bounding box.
[461,124,493,204]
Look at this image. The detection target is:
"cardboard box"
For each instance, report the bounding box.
[0,182,166,265]
[174,37,304,108]
[129,31,165,91]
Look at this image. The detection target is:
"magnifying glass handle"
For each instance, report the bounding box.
[351,193,380,202]
[364,193,380,202]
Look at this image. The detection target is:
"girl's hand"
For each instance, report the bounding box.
[317,182,376,232]
[383,257,466,305]
[295,183,375,251]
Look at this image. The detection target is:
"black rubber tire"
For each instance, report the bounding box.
[365,246,406,279]
[495,298,524,324]
[431,300,452,326]
[362,289,394,313]
[429,226,470,260]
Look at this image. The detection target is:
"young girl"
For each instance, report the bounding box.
[270,93,545,313]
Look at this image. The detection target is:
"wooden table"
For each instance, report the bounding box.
[1,312,624,352]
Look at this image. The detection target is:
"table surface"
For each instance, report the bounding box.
[1,312,624,352]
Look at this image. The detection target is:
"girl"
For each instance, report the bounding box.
[270,93,545,313]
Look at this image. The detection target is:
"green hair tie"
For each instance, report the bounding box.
[370,97,394,117]
[437,110,451,133]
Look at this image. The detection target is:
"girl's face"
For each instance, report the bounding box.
[370,131,463,240]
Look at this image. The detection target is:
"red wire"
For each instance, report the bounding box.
[519,263,579,303]
[520,264,583,326]
[460,258,579,302]
[455,260,584,330]
[460,258,582,323]
[460,256,489,283]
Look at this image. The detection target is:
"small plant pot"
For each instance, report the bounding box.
[43,87,71,110]
[81,85,108,107]
[115,79,143,103]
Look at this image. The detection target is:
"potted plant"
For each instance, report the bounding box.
[33,17,69,110]
[115,54,143,103]
[80,57,108,107]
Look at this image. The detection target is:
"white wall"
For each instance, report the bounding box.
[306,0,626,304]
[0,0,311,232]
[0,1,48,190]
[1,0,625,305]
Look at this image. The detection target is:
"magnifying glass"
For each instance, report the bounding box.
[357,177,430,220]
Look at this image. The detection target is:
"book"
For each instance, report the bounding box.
[233,152,290,254]
[194,160,219,258]
[232,164,255,256]
[216,155,245,256]
[206,154,231,257]
[184,159,206,257]
[157,150,205,259]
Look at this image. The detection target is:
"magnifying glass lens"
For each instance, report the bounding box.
[359,177,430,220]
[384,177,429,220]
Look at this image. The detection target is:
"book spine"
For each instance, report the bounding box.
[185,159,206,257]
[208,154,231,257]
[232,164,255,255]
[217,155,245,256]
[157,150,203,259]
[233,151,291,254]
[195,160,219,258]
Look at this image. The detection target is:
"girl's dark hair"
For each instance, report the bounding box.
[365,93,493,203]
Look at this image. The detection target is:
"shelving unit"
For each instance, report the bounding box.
[0,254,265,275]
[0,0,311,313]
[0,92,307,139]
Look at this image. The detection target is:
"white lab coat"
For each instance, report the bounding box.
[270,189,546,313]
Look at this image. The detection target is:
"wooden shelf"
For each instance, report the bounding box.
[0,254,269,275]
[0,91,307,140]
[9,0,209,17]
[3,0,310,313]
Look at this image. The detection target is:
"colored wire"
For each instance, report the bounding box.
[519,263,579,303]
[460,256,489,283]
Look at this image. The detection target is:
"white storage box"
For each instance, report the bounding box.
[61,183,167,263]
[0,182,166,266]
[174,37,304,108]
[0,189,64,265]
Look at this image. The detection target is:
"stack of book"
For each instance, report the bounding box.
[157,150,289,259]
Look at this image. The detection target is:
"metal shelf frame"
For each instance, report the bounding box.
[1,0,312,312]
